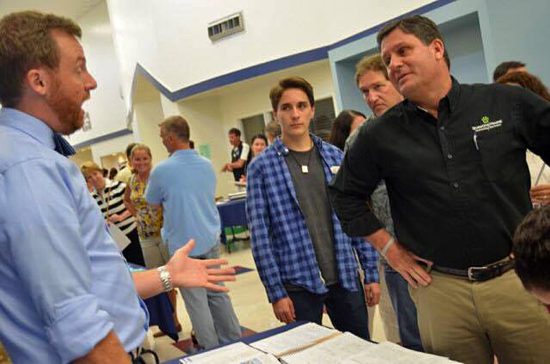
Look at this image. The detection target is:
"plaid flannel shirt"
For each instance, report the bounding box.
[246,135,378,303]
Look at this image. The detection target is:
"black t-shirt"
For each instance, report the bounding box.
[285,145,338,285]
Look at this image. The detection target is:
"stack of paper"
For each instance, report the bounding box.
[250,322,339,357]
[179,342,279,364]
[279,332,461,364]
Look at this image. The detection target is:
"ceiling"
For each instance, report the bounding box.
[0,0,103,20]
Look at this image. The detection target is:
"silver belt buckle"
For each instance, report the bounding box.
[467,265,488,281]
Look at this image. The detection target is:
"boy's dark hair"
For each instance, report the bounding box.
[269,77,315,111]
[513,206,550,291]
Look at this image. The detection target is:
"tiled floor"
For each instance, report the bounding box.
[150,240,387,363]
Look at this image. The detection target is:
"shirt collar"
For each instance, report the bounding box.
[0,107,56,150]
[272,133,323,156]
[171,148,197,157]
[403,76,461,114]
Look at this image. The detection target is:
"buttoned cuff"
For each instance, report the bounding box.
[46,294,114,363]
[344,211,383,238]
[363,267,379,284]
[266,284,288,304]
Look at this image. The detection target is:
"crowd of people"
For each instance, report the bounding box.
[0,9,549,364]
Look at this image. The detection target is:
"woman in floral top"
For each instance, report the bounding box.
[124,144,169,268]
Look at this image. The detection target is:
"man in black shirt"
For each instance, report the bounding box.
[222,128,249,181]
[329,15,550,364]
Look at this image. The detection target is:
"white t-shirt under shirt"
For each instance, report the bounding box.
[527,151,550,186]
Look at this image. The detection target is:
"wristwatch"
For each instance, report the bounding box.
[157,266,173,292]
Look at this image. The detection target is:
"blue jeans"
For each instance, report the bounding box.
[287,279,370,341]
[385,266,423,351]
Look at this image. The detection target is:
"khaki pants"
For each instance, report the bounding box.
[409,270,550,364]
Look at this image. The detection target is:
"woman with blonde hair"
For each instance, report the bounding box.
[81,161,145,265]
[124,144,169,267]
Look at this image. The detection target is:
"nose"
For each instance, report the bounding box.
[388,55,403,73]
[367,91,379,106]
[85,71,98,91]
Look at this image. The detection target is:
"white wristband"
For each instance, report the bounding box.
[380,237,395,258]
[157,266,173,292]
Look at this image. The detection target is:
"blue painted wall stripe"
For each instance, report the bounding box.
[72,128,133,149]
[132,0,456,102]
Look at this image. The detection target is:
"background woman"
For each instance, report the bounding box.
[124,144,169,268]
[81,161,145,266]
[496,71,550,206]
[240,134,268,183]
[329,109,366,151]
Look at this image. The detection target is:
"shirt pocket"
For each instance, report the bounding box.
[476,128,515,182]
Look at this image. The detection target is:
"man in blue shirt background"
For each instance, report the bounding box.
[146,115,241,350]
[0,11,234,363]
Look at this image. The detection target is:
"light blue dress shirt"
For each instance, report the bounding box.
[145,149,220,256]
[0,108,148,363]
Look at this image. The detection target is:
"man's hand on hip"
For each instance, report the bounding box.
[385,241,432,288]
[366,229,432,288]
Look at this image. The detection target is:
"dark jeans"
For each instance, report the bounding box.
[385,266,423,351]
[287,280,370,341]
[123,228,146,266]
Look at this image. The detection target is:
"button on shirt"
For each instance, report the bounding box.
[0,108,147,363]
[330,79,550,269]
[145,149,221,256]
[246,136,378,303]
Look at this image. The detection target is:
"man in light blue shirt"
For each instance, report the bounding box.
[0,11,234,363]
[146,115,241,350]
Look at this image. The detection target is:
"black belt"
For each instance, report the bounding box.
[431,257,515,282]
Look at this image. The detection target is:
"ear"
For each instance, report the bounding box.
[272,109,278,121]
[25,68,51,96]
[431,38,445,62]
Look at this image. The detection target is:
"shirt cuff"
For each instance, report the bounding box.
[265,284,288,303]
[46,294,114,363]
[344,211,383,237]
[363,268,380,284]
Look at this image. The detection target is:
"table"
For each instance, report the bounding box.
[164,321,306,363]
[216,198,248,251]
[144,292,179,342]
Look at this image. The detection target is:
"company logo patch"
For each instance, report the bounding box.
[472,116,502,133]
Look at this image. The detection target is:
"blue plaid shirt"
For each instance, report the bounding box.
[246,135,378,303]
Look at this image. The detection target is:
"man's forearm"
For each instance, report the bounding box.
[230,159,245,169]
[73,330,130,364]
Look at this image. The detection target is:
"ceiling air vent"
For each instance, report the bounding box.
[208,12,244,42]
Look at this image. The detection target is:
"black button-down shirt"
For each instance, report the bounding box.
[329,78,550,269]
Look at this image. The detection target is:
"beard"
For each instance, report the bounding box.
[46,77,85,135]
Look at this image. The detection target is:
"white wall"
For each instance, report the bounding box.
[133,100,169,167]
[106,0,433,106]
[90,133,135,164]
[166,59,334,197]
[67,0,129,146]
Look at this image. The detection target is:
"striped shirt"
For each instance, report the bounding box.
[92,179,137,235]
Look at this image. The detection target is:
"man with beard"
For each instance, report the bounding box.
[0,11,235,363]
[330,15,550,364]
